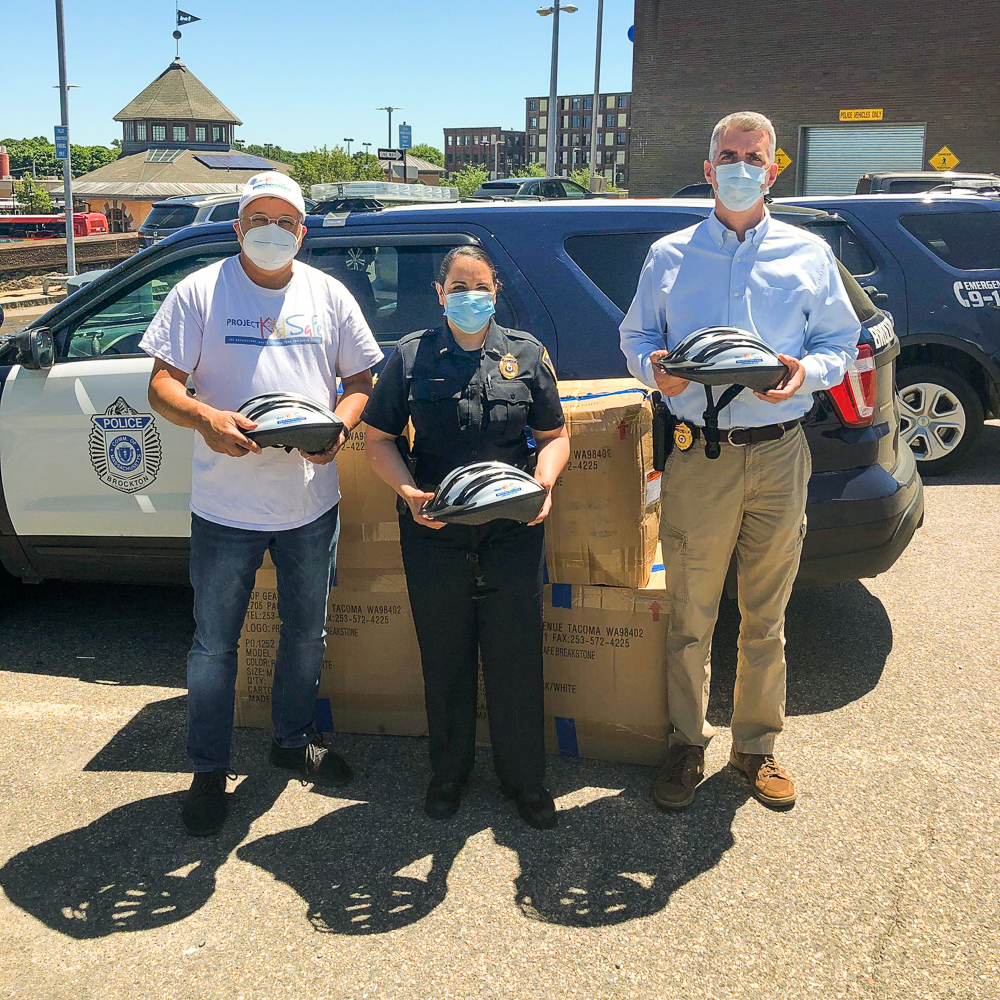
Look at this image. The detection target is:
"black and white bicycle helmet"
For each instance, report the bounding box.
[422,461,546,525]
[237,392,345,454]
[654,326,789,393]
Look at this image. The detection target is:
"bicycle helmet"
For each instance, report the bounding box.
[422,461,547,525]
[654,326,789,393]
[237,392,346,454]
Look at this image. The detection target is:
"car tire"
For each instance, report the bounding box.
[897,364,984,476]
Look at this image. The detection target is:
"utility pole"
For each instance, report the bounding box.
[377,107,401,148]
[54,0,75,275]
[538,4,578,177]
[588,0,605,194]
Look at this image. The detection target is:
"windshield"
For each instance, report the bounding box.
[141,205,199,231]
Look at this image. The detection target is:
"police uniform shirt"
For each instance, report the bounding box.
[362,320,564,486]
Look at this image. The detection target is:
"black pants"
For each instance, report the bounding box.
[399,513,546,790]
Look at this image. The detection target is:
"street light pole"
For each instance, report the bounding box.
[343,138,353,157]
[376,107,401,148]
[54,0,75,275]
[588,0,604,194]
[538,4,578,177]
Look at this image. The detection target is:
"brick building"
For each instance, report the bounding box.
[630,0,1000,197]
[524,92,631,189]
[442,128,526,179]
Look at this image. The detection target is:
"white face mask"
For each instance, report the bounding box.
[713,161,769,213]
[239,222,300,270]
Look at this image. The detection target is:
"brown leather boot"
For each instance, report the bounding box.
[652,744,705,810]
[729,747,797,808]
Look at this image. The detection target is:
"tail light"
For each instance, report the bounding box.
[828,344,876,428]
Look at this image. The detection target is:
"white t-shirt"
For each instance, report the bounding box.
[140,255,383,530]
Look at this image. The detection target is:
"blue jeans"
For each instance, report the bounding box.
[187,504,339,772]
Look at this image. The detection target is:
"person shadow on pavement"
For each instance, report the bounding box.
[0,773,287,939]
[492,766,749,927]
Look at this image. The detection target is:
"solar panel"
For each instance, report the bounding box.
[195,154,273,170]
[145,148,184,163]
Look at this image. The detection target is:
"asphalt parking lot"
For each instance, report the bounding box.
[1,426,998,1000]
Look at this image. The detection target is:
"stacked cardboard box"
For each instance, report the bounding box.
[234,380,672,766]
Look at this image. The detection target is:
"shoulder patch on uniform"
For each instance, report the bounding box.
[541,346,557,379]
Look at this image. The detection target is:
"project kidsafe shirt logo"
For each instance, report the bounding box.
[88,397,162,494]
[224,313,323,347]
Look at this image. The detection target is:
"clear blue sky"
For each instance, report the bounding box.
[7,1,636,152]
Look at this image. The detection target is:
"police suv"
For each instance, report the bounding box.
[0,184,922,590]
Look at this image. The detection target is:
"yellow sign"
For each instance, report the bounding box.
[839,108,884,121]
[930,146,960,171]
[774,148,792,175]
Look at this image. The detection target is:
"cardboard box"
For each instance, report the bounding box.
[546,379,659,590]
[333,423,406,589]
[235,567,426,734]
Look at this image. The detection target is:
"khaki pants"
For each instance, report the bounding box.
[659,423,810,755]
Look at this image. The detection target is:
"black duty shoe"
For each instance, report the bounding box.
[181,769,232,837]
[269,735,353,787]
[423,778,465,820]
[500,781,558,830]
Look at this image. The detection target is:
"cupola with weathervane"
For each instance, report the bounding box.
[114,56,242,156]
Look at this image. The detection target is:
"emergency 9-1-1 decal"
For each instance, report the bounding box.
[88,397,162,494]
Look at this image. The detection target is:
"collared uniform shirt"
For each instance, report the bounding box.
[619,210,861,429]
[362,320,564,486]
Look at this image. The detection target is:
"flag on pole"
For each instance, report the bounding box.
[177,10,201,26]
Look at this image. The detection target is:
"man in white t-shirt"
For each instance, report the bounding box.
[141,172,383,836]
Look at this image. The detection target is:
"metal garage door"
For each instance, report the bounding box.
[801,125,926,194]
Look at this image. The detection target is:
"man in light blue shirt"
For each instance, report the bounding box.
[620,111,861,812]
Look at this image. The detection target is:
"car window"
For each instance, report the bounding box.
[564,222,705,312]
[802,220,877,276]
[208,201,239,222]
[900,212,1000,270]
[538,181,562,199]
[520,182,539,196]
[560,181,588,199]
[141,205,198,230]
[885,179,940,193]
[60,249,233,361]
[304,242,518,347]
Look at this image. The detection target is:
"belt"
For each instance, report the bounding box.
[682,418,800,447]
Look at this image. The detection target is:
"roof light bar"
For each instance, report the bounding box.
[309,181,459,204]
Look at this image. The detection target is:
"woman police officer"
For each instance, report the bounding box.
[363,246,570,829]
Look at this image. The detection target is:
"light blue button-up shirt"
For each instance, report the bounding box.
[619,210,861,428]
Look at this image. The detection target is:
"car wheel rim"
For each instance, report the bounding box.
[897,381,967,463]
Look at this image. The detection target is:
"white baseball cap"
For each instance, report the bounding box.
[238,172,306,218]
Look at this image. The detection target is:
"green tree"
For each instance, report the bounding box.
[513,162,545,178]
[289,145,356,193]
[13,177,54,213]
[243,142,299,165]
[449,164,489,198]
[569,167,592,191]
[351,151,387,181]
[407,143,444,167]
[2,137,59,179]
[70,144,119,176]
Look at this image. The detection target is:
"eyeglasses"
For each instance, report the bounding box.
[242,213,301,233]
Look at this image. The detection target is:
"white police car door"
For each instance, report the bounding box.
[0,246,231,548]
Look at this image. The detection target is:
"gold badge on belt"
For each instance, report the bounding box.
[673,421,694,451]
[498,353,519,379]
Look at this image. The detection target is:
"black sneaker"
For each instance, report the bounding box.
[181,769,232,837]
[269,734,353,787]
[500,780,558,830]
[424,777,466,820]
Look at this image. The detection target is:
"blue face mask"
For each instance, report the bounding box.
[443,290,496,334]
[713,160,769,212]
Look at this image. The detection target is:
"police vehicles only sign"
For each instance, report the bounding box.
[88,397,162,494]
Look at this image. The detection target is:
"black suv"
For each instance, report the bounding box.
[0,199,921,590]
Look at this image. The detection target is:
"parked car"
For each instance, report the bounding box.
[470,177,592,200]
[672,183,713,198]
[0,197,921,591]
[138,193,317,248]
[856,171,1000,196]
[777,193,1000,474]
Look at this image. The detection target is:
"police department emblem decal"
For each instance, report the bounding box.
[88,397,162,494]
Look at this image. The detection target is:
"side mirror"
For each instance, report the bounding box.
[863,286,889,307]
[14,327,55,370]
